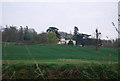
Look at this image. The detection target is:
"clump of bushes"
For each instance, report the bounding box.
[2,63,118,80]
[68,40,74,46]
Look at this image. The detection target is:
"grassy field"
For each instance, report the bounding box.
[2,44,119,80]
[2,44,118,64]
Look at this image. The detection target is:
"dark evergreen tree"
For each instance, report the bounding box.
[23,26,30,40]
[19,26,24,41]
[73,26,79,45]
[68,40,74,46]
[73,26,91,46]
[46,27,60,39]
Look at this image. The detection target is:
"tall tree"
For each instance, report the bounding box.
[112,22,120,35]
[39,32,48,44]
[2,25,19,42]
[74,26,79,36]
[73,26,79,45]
[73,26,91,46]
[48,32,58,45]
[28,28,39,42]
[23,26,30,40]
[95,28,101,51]
[46,27,60,38]
[19,26,24,41]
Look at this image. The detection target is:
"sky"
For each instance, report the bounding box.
[0,0,119,40]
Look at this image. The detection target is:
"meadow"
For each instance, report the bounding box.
[2,44,119,80]
[2,44,118,61]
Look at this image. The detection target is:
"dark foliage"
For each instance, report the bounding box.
[46,27,61,39]
[68,40,74,46]
[2,64,118,80]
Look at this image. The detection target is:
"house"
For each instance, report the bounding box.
[58,36,66,44]
[58,36,76,45]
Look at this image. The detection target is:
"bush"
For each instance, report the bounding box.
[68,40,74,46]
[2,63,118,80]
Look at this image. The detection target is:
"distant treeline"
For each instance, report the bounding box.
[1,25,52,44]
[0,25,119,48]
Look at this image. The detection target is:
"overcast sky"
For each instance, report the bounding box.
[1,1,118,40]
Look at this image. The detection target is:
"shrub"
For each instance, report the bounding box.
[68,40,74,46]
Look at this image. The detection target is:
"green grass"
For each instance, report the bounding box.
[2,44,119,79]
[2,45,118,63]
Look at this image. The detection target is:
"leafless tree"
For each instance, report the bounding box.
[95,28,101,51]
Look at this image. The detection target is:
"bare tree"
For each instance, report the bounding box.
[112,22,120,35]
[95,28,101,51]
